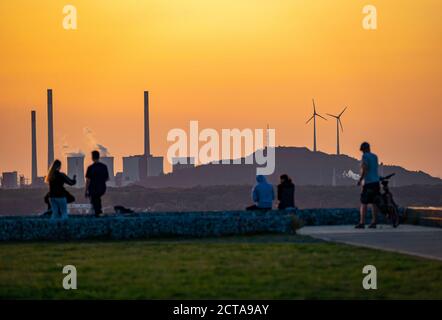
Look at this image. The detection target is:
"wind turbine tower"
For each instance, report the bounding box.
[327,107,347,155]
[306,99,327,152]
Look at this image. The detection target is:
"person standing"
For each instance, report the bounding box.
[277,174,295,210]
[45,159,76,220]
[356,142,380,229]
[85,150,109,217]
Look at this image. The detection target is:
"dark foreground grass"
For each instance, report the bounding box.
[0,235,441,299]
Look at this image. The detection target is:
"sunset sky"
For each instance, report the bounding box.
[0,0,441,179]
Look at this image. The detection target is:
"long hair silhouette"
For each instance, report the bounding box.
[45,159,62,183]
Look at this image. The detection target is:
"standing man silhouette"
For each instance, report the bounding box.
[356,142,380,229]
[85,150,109,217]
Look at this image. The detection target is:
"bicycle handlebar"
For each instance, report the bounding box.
[380,173,395,181]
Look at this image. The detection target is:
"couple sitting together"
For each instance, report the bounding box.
[246,174,295,211]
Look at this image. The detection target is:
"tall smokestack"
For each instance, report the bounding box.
[31,110,38,184]
[144,91,150,157]
[47,89,54,168]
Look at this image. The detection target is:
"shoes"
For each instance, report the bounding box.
[354,223,365,229]
[368,223,377,229]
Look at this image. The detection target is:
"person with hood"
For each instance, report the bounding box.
[277,174,295,210]
[246,175,274,211]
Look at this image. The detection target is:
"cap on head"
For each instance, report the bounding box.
[360,142,370,152]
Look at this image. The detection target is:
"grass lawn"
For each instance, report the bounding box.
[0,235,441,299]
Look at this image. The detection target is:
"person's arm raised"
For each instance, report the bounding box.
[62,173,76,186]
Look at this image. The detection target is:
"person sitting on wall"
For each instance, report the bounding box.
[277,174,296,210]
[246,175,274,211]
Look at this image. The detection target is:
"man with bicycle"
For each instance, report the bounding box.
[355,142,380,229]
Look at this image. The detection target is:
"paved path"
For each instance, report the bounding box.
[298,224,442,261]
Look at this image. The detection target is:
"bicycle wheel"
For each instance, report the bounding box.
[389,206,399,228]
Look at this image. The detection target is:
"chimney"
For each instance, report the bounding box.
[31,110,38,184]
[144,91,150,157]
[47,89,54,169]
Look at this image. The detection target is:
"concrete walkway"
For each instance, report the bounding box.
[298,224,442,261]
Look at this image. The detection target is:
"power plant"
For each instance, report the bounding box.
[146,156,163,177]
[1,171,18,189]
[122,155,144,182]
[67,154,85,188]
[172,157,195,173]
[101,156,115,182]
[12,88,166,189]
[122,91,164,184]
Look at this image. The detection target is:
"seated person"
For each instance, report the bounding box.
[246,175,274,211]
[277,174,295,210]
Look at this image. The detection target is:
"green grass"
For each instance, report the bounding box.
[0,235,441,299]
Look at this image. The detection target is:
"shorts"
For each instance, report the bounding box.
[361,182,380,205]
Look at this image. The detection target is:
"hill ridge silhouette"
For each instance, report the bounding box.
[139,147,441,188]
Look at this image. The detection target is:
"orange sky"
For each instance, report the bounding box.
[0,0,441,179]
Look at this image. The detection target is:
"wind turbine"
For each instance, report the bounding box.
[327,107,347,155]
[306,98,327,152]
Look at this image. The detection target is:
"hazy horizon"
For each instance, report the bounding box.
[1,0,441,179]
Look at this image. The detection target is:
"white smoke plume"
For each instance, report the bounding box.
[59,135,84,158]
[60,135,70,157]
[83,127,110,157]
[343,170,360,181]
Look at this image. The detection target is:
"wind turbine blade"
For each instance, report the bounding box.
[312,99,316,113]
[306,115,314,124]
[327,113,338,118]
[339,118,344,132]
[338,106,347,117]
[317,113,327,121]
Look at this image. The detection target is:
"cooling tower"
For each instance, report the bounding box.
[67,155,85,188]
[101,156,115,182]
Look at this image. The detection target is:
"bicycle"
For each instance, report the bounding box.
[375,173,400,228]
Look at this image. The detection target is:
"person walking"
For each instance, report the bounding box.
[85,150,109,217]
[45,159,76,219]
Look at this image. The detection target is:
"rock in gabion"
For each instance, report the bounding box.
[0,211,296,242]
[0,208,408,242]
